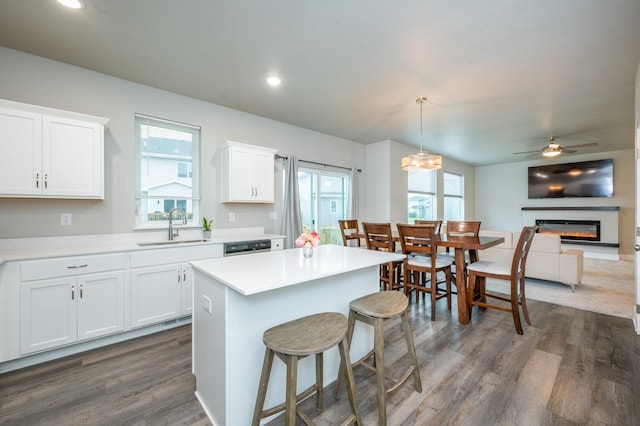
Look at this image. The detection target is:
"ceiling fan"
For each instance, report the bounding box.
[513,136,598,158]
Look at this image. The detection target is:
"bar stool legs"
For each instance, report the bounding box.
[252,312,362,426]
[334,291,422,425]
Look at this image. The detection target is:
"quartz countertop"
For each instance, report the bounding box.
[190,244,404,296]
[0,228,285,263]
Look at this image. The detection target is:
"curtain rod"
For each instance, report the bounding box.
[275,154,361,173]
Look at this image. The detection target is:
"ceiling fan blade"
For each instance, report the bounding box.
[526,152,541,159]
[513,149,541,155]
[562,142,598,150]
[562,149,577,154]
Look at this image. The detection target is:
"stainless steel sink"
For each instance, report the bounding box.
[137,239,209,247]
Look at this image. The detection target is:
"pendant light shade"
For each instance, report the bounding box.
[401,97,442,171]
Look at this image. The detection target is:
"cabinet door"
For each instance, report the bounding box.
[251,149,275,202]
[42,115,103,198]
[77,271,125,341]
[130,264,183,328]
[181,264,193,315]
[0,107,42,195]
[228,147,255,201]
[20,277,77,354]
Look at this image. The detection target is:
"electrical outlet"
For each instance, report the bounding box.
[60,213,72,226]
[269,211,277,220]
[229,212,235,222]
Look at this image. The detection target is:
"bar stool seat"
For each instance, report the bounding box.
[252,312,362,426]
[334,291,422,425]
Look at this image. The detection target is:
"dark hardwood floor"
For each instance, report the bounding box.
[1,296,639,425]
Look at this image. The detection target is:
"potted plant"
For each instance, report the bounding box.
[202,217,213,239]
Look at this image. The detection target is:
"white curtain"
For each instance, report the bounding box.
[281,156,302,249]
[347,168,359,220]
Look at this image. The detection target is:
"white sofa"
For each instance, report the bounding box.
[477,230,584,291]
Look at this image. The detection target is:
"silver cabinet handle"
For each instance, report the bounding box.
[36,173,39,188]
[183,270,186,282]
[80,284,84,298]
[71,285,75,300]
[67,264,88,269]
[44,174,48,189]
[635,245,640,252]
[177,270,181,282]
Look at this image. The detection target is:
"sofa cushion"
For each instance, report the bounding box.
[529,233,561,254]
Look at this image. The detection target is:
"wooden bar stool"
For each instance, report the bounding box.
[334,291,422,425]
[252,312,362,426]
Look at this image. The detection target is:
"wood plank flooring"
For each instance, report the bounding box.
[1,296,639,425]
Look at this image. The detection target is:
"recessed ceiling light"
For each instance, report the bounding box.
[57,0,83,9]
[266,76,281,87]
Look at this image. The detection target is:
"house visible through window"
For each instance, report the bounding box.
[443,171,464,222]
[407,170,436,223]
[298,165,349,245]
[135,114,200,228]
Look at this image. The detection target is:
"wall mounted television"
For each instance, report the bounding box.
[528,159,613,199]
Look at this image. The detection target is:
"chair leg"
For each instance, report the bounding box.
[337,337,363,425]
[400,311,422,392]
[445,269,452,311]
[373,317,387,425]
[510,280,523,335]
[285,354,298,426]
[520,276,532,326]
[252,348,275,426]
[430,270,436,321]
[334,310,357,400]
[315,353,323,409]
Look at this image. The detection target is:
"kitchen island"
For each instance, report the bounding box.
[191,244,404,426]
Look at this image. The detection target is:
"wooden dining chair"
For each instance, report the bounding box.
[466,226,537,334]
[362,222,403,291]
[338,219,361,247]
[396,223,453,321]
[414,220,443,234]
[439,221,482,293]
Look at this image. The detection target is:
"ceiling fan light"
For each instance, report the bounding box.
[542,147,562,157]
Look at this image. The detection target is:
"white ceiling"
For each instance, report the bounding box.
[1,0,639,165]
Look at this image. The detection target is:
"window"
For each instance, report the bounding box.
[443,171,464,222]
[135,114,200,228]
[177,161,192,178]
[407,170,436,223]
[298,165,349,245]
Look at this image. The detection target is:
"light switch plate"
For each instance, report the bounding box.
[229,212,235,222]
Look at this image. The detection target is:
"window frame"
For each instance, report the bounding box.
[443,171,464,222]
[407,169,437,223]
[134,114,201,229]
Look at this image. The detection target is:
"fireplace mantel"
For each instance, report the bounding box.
[521,206,620,211]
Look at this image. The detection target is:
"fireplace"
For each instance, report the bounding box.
[535,219,601,242]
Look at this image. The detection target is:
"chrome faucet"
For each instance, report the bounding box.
[168,207,187,240]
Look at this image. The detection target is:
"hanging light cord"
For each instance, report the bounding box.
[417,97,427,154]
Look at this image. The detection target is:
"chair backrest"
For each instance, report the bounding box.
[414,220,442,234]
[339,219,361,247]
[445,221,481,237]
[362,222,394,252]
[396,223,438,260]
[511,226,538,278]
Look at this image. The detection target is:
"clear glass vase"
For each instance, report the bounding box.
[302,245,313,258]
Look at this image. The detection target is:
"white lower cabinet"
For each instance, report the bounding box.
[129,244,222,329]
[130,263,192,328]
[20,270,125,355]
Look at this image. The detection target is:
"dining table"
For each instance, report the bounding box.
[354,231,505,324]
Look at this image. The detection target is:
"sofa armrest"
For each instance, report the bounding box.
[559,249,584,290]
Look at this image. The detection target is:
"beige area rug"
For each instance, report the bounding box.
[485,258,636,319]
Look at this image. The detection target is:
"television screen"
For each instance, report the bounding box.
[528,159,613,199]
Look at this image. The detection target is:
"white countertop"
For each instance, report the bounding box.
[190,244,404,296]
[0,228,285,263]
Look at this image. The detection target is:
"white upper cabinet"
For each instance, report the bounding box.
[220,141,277,203]
[0,99,109,199]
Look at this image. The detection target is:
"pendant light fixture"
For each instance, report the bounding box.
[401,97,442,171]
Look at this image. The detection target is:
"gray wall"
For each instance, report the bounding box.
[475,149,635,256]
[0,47,366,238]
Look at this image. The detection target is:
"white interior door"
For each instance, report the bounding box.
[635,126,640,334]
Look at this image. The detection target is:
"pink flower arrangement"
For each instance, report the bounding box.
[295,230,320,248]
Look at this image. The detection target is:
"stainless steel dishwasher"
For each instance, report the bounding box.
[223,239,272,256]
